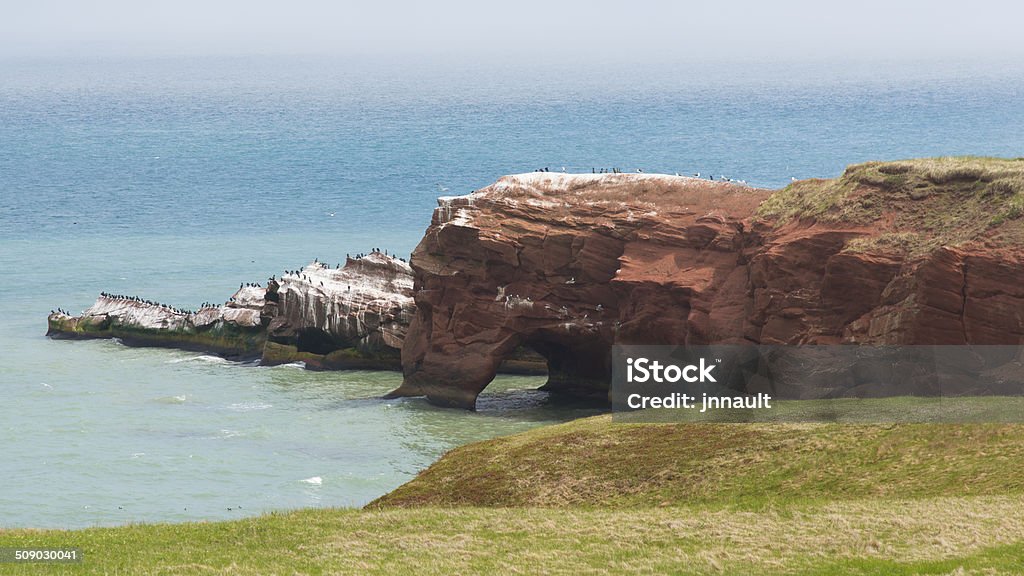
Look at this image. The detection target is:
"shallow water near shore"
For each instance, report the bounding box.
[1,234,607,530]
[5,330,601,529]
[2,56,1023,528]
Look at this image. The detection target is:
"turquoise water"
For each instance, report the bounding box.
[2,56,1023,528]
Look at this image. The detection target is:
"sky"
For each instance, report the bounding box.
[2,0,1023,63]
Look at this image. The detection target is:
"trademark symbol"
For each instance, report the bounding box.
[716,358,722,363]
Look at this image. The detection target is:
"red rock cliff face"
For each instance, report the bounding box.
[389,171,1024,409]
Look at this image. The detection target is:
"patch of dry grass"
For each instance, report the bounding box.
[3,498,1024,575]
[756,157,1024,251]
[842,231,923,255]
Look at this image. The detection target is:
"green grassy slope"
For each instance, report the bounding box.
[371,415,1024,509]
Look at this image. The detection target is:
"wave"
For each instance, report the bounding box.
[166,354,229,365]
[226,401,272,412]
[153,394,189,404]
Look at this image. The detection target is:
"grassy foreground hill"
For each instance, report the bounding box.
[370,415,1024,509]
[4,416,1024,575]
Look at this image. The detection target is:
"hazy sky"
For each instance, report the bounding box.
[3,0,1023,62]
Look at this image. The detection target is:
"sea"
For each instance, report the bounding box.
[1,55,1022,528]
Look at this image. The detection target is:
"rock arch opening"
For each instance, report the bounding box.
[295,327,340,355]
[518,331,612,401]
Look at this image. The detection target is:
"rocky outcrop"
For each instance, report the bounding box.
[389,162,1024,408]
[47,253,417,368]
[262,253,415,369]
[47,289,268,358]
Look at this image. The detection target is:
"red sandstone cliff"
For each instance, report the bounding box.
[390,161,1024,408]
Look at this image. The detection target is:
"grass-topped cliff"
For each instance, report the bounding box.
[5,418,1024,575]
[757,156,1024,254]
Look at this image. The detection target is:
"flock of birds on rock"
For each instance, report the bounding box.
[95,292,197,315]
[53,294,229,317]
[56,249,413,319]
[525,166,749,184]
[280,250,409,272]
[282,262,332,286]
[681,172,748,184]
[226,283,266,303]
[345,248,406,263]
[278,250,409,292]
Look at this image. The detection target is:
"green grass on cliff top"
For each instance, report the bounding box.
[6,416,1024,575]
[756,157,1024,251]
